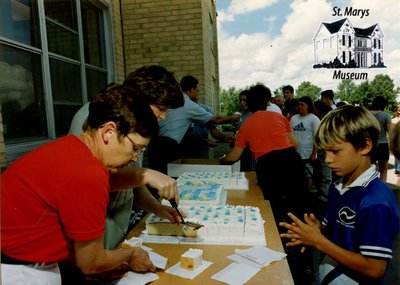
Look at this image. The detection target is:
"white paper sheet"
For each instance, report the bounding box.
[109,271,159,285]
[232,246,286,267]
[211,262,261,285]
[147,250,168,270]
[123,237,142,247]
[165,260,212,279]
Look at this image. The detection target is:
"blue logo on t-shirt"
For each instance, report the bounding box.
[293,122,306,132]
[338,207,356,225]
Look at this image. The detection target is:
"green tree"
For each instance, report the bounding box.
[339,75,399,111]
[369,74,397,110]
[296,81,321,101]
[336,80,357,103]
[353,80,372,107]
[219,86,241,115]
[273,86,284,97]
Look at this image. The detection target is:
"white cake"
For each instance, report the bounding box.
[177,172,249,190]
[145,205,265,245]
[180,248,203,271]
[177,181,225,206]
[145,215,198,238]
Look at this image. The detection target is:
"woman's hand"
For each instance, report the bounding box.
[128,247,156,272]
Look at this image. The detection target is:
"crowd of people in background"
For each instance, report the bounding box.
[222,83,399,284]
[1,65,399,285]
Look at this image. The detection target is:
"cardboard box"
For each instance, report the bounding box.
[167,158,240,178]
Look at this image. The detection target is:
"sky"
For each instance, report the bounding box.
[216,0,400,93]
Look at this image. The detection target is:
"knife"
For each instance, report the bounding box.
[169,198,186,223]
[169,198,204,230]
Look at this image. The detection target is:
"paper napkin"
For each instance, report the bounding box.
[211,262,260,285]
[229,246,287,268]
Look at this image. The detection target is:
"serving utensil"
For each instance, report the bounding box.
[169,198,204,230]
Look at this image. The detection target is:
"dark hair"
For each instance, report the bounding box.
[336,101,347,108]
[239,90,249,98]
[298,96,314,113]
[88,84,159,138]
[180,75,199,92]
[390,122,400,160]
[247,84,271,112]
[313,100,331,119]
[123,65,183,109]
[282,85,294,94]
[321,89,334,100]
[371,95,387,111]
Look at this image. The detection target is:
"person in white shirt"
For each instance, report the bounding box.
[290,96,320,191]
[267,102,282,114]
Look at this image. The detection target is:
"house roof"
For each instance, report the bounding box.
[354,24,378,38]
[322,18,347,34]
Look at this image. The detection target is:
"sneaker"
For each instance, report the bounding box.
[395,170,400,175]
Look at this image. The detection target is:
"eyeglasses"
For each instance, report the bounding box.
[125,135,147,157]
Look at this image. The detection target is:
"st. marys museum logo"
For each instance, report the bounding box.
[312,7,386,80]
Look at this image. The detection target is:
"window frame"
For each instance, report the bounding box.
[1,0,114,164]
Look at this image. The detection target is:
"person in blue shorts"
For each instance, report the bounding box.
[280,105,399,284]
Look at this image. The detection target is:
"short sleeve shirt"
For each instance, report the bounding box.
[159,94,213,143]
[235,111,293,160]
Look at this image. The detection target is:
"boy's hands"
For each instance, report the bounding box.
[279,212,322,248]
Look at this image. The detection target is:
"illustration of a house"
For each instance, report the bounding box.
[312,18,385,68]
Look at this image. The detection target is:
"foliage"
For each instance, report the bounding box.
[273,86,284,97]
[218,74,399,117]
[336,80,358,103]
[219,86,242,115]
[336,75,399,111]
[295,81,321,101]
[369,75,397,110]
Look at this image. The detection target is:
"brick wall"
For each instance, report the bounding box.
[120,0,219,108]
[110,0,126,83]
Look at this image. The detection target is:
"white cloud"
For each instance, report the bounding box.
[217,0,400,92]
[217,10,235,22]
[219,0,278,23]
[228,0,279,14]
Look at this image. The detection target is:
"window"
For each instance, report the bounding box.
[348,35,351,47]
[1,0,46,143]
[0,44,47,142]
[342,35,345,46]
[0,0,112,163]
[342,51,346,63]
